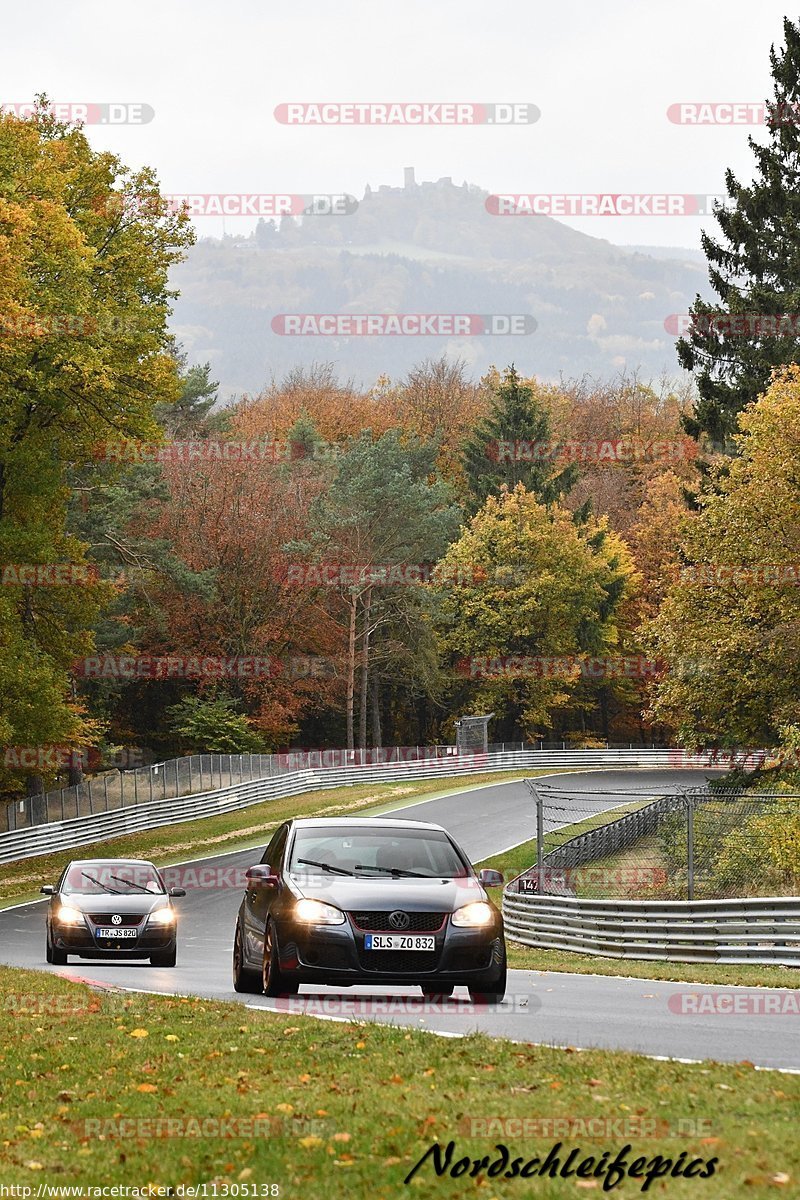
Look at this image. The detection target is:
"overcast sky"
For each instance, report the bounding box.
[3,1,794,248]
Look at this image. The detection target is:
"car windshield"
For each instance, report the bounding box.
[61,863,165,895]
[288,826,469,878]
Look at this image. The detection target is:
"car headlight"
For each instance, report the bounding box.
[294,899,345,925]
[56,904,85,927]
[451,901,494,928]
[147,907,176,927]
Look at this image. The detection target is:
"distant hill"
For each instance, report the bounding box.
[168,174,713,398]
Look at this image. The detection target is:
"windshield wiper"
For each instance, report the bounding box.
[106,874,157,894]
[81,872,122,895]
[295,858,355,876]
[355,864,429,878]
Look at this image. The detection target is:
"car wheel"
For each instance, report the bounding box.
[262,920,298,997]
[45,929,53,964]
[468,943,507,1005]
[150,946,177,967]
[51,942,68,966]
[420,985,454,999]
[233,923,262,994]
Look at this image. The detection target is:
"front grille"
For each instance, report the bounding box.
[359,949,440,973]
[89,913,145,927]
[351,911,447,932]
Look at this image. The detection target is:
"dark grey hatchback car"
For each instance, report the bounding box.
[232,817,506,1001]
[42,858,185,967]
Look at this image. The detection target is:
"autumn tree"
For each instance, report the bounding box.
[647,367,800,745]
[435,484,637,737]
[378,357,488,484]
[556,372,698,537]
[0,101,193,796]
[293,430,461,748]
[625,471,689,622]
[233,363,393,448]
[135,443,336,750]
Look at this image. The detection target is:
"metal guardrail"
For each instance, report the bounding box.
[5,741,689,832]
[502,892,800,966]
[0,747,704,866]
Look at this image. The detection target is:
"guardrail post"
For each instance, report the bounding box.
[535,785,545,894]
[686,792,695,901]
[103,774,109,810]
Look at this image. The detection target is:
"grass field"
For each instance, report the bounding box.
[0,965,797,1197]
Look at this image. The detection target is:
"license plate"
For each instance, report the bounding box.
[95,927,138,939]
[364,934,435,951]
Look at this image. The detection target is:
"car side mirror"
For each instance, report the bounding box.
[245,864,278,888]
[169,887,186,897]
[40,885,55,895]
[478,869,504,888]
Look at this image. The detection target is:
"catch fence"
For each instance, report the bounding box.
[511,782,800,901]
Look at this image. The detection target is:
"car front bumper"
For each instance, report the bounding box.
[52,919,176,959]
[274,912,504,986]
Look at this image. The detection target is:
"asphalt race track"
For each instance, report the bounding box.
[2,768,798,1072]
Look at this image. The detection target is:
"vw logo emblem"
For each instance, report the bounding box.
[388,910,410,930]
[111,914,122,925]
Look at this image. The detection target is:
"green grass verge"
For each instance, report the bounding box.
[0,770,550,909]
[0,965,797,1196]
[503,945,800,989]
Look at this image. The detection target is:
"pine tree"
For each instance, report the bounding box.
[155,353,219,437]
[461,366,578,513]
[679,18,800,447]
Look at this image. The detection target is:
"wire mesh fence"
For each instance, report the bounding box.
[2,743,473,832]
[3,754,277,832]
[510,782,800,901]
